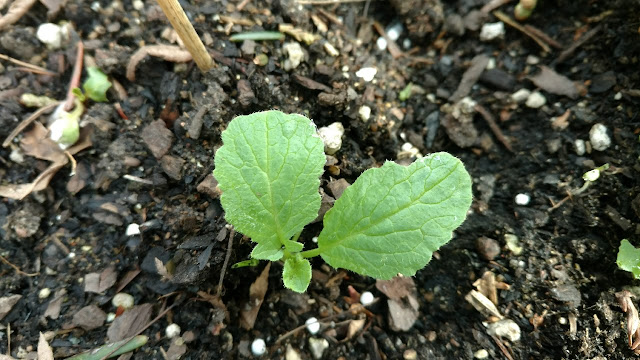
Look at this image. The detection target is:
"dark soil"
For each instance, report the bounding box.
[1,0,640,359]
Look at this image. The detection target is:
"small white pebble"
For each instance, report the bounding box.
[132,0,144,10]
[526,55,540,65]
[386,22,403,41]
[514,193,530,206]
[474,349,489,359]
[126,223,140,236]
[525,91,546,108]
[112,293,135,310]
[479,22,505,41]
[486,319,521,342]
[311,236,318,244]
[360,291,374,306]
[282,42,305,71]
[402,38,411,49]
[305,317,321,335]
[37,23,64,49]
[511,88,531,103]
[38,288,51,300]
[317,122,344,155]
[323,42,339,57]
[486,58,496,70]
[376,37,387,51]
[358,105,372,122]
[558,317,567,325]
[589,123,611,151]
[614,92,622,100]
[574,139,586,155]
[106,313,116,322]
[251,338,267,356]
[355,67,377,82]
[9,149,24,163]
[165,323,181,338]
[67,252,76,259]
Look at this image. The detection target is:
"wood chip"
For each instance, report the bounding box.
[465,290,503,319]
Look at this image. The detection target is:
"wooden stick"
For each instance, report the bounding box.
[155,0,213,72]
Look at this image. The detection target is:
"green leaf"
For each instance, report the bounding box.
[83,67,112,102]
[214,110,326,260]
[617,239,640,279]
[315,152,472,279]
[283,255,312,293]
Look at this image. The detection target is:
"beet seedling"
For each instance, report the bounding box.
[214,110,473,292]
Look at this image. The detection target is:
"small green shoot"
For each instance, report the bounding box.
[398,83,413,101]
[214,110,473,292]
[514,0,537,20]
[49,98,84,149]
[82,66,112,102]
[617,239,640,279]
[66,335,148,360]
[232,259,261,268]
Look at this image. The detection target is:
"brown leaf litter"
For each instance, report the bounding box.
[0,122,92,200]
[240,263,271,330]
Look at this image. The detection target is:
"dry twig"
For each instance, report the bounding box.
[493,10,550,53]
[0,254,39,276]
[2,102,60,148]
[126,45,193,81]
[475,104,514,152]
[0,0,36,30]
[0,54,56,76]
[155,0,213,72]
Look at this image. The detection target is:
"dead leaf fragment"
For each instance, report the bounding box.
[37,332,54,360]
[240,263,271,330]
[376,276,420,331]
[38,0,64,17]
[0,123,92,200]
[166,337,188,360]
[0,294,21,320]
[376,277,415,301]
[107,303,153,342]
[84,265,118,293]
[44,289,66,319]
[529,66,579,99]
[72,304,107,331]
[616,290,640,351]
